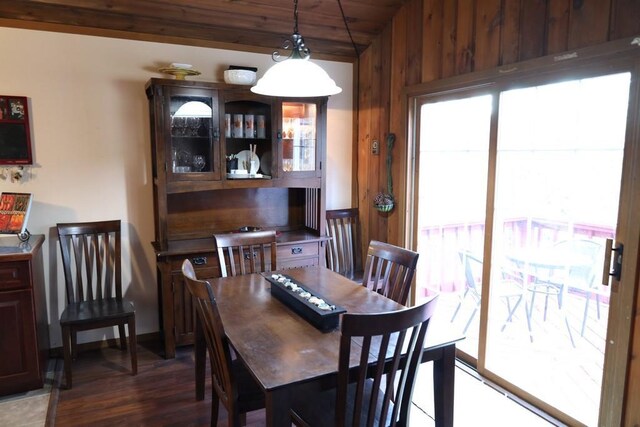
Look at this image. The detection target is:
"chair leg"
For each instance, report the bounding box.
[524,301,533,343]
[501,295,523,332]
[462,306,478,334]
[450,288,469,323]
[505,295,522,324]
[62,325,73,389]
[581,292,591,337]
[527,291,536,329]
[564,314,576,348]
[128,317,138,375]
[543,289,550,321]
[71,330,78,359]
[450,301,463,323]
[118,324,127,350]
[229,408,242,427]
[210,396,219,427]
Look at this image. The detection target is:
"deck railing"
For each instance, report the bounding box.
[417,217,614,295]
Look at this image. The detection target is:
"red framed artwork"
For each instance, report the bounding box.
[0,96,33,165]
[0,192,33,237]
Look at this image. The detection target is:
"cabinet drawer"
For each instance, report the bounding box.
[279,257,319,270]
[169,253,216,271]
[277,242,319,262]
[0,261,29,291]
[169,253,220,279]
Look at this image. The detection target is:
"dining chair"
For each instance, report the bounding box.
[361,240,419,305]
[325,208,363,281]
[289,296,438,427]
[213,230,277,277]
[56,220,137,389]
[451,250,530,336]
[552,239,606,337]
[450,250,483,333]
[182,259,265,427]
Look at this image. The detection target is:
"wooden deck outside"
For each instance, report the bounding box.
[429,283,608,426]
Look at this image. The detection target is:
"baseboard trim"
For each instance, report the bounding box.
[455,359,567,426]
[48,332,161,358]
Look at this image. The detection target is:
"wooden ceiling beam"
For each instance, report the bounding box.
[0,1,363,58]
[0,0,407,58]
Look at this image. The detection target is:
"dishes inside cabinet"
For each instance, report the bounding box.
[236,150,260,174]
[260,152,272,176]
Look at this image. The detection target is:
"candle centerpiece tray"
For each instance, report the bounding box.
[263,273,346,332]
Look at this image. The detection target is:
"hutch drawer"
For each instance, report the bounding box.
[277,241,319,261]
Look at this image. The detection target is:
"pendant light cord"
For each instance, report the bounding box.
[336,0,360,209]
[293,0,299,34]
[337,0,359,57]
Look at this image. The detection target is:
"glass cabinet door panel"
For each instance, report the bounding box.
[169,95,216,176]
[282,102,316,172]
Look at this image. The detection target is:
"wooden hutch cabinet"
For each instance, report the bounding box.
[0,235,49,396]
[146,78,328,358]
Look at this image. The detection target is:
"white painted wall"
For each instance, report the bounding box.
[0,27,352,347]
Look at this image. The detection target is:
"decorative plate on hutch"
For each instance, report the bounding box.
[158,67,201,80]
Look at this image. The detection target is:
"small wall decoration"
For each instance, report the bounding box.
[374,133,396,213]
[0,96,33,165]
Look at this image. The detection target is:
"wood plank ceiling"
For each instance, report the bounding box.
[0,0,408,60]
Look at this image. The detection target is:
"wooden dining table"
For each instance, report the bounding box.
[194,265,461,427]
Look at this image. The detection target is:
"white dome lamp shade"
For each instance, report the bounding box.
[174,101,212,118]
[251,0,341,98]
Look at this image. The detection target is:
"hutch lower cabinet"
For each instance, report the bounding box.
[0,235,49,395]
[146,79,328,358]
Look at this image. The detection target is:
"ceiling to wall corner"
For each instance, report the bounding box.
[0,0,408,61]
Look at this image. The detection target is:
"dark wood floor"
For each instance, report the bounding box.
[48,340,266,426]
[46,338,553,426]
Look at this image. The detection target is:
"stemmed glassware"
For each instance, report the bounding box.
[193,155,206,172]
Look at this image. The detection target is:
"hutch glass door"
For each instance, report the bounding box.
[168,90,219,181]
[281,101,317,174]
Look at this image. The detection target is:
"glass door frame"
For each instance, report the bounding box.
[405,37,640,426]
[277,97,326,179]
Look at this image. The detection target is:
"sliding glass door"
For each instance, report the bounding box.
[415,94,492,360]
[410,62,637,426]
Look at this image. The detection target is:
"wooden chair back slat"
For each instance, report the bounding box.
[58,220,122,304]
[362,240,419,305]
[335,297,438,426]
[326,208,363,280]
[213,230,277,277]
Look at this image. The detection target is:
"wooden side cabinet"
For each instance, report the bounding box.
[0,235,49,396]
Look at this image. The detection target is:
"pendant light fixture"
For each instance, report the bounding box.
[251,0,342,97]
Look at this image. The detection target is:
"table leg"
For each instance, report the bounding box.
[433,344,455,427]
[265,387,293,427]
[195,313,206,401]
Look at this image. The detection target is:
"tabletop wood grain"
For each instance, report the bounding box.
[207,266,404,391]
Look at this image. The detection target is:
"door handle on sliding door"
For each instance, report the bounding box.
[602,238,623,285]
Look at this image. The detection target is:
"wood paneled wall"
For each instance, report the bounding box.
[355,0,640,424]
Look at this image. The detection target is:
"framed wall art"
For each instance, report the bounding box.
[0,96,33,165]
[0,192,33,241]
